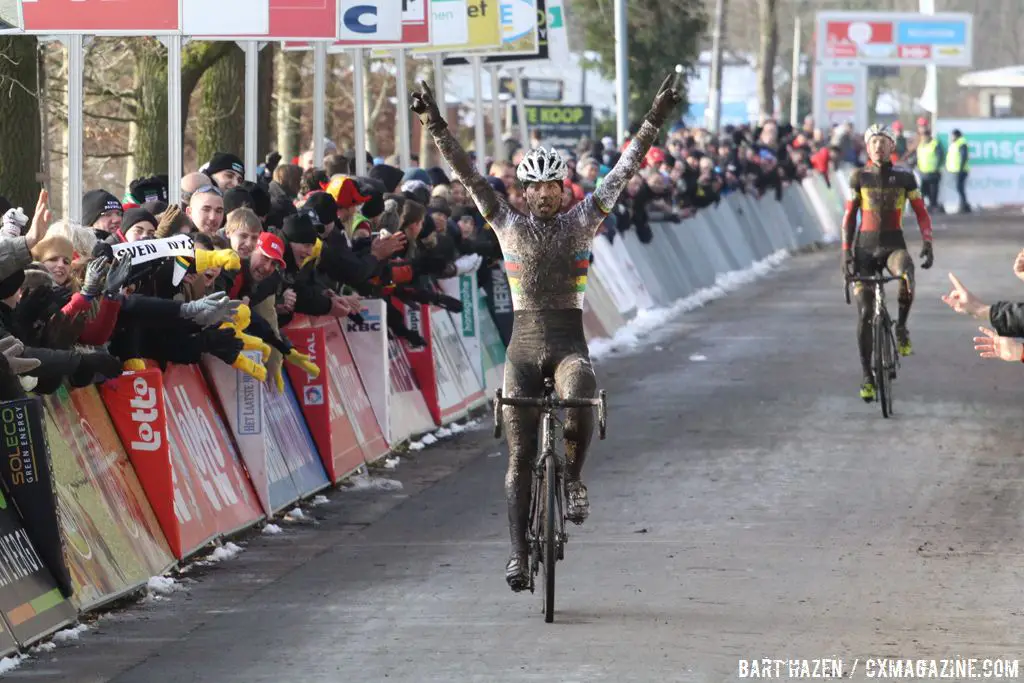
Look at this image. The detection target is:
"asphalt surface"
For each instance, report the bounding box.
[9,214,1024,682]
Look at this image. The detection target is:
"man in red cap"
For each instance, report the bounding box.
[891,120,908,161]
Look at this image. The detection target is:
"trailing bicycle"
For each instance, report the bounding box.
[493,378,607,623]
[845,270,903,418]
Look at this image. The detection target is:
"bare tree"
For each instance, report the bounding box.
[196,46,244,164]
[0,36,41,210]
[757,0,778,119]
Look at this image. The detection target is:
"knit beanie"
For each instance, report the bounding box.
[205,152,245,179]
[82,190,122,227]
[122,207,157,233]
[0,269,25,300]
[369,164,405,193]
[223,187,254,216]
[426,166,450,187]
[281,212,318,245]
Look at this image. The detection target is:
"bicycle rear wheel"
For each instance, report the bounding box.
[542,449,557,623]
[874,315,893,418]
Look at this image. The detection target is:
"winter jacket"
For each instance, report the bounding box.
[989,302,1024,339]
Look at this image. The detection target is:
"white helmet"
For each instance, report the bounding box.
[864,123,896,146]
[516,147,568,185]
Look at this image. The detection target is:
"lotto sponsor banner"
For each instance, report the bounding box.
[387,337,436,443]
[20,0,179,34]
[100,371,192,560]
[438,273,485,387]
[265,378,330,497]
[0,398,71,599]
[0,485,74,649]
[321,319,389,464]
[476,290,506,395]
[182,0,338,40]
[341,300,390,443]
[162,365,264,537]
[203,355,300,516]
[429,307,487,420]
[482,263,513,347]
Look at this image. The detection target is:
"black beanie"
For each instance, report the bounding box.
[127,175,169,204]
[0,269,25,300]
[426,166,450,187]
[361,193,385,219]
[82,189,122,227]
[369,164,405,193]
[206,152,245,179]
[223,187,254,216]
[281,212,318,245]
[122,207,157,233]
[241,181,271,219]
[303,191,337,228]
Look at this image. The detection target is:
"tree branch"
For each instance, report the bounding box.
[369,73,390,124]
[84,111,136,124]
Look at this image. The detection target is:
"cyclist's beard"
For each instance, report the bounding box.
[529,198,561,219]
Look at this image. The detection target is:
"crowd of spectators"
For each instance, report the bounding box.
[0,112,858,402]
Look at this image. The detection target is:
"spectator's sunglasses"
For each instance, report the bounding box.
[194,184,224,197]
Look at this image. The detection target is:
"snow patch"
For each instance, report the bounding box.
[435,426,452,438]
[52,624,89,644]
[285,507,306,521]
[147,575,187,596]
[310,494,330,506]
[689,354,707,362]
[449,421,466,434]
[589,250,790,360]
[383,455,401,469]
[0,654,26,674]
[262,523,283,535]
[346,474,403,492]
[408,440,425,451]
[29,641,56,654]
[205,542,244,563]
[420,433,438,446]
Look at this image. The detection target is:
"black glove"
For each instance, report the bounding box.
[435,293,463,314]
[919,241,934,270]
[842,249,855,276]
[410,80,445,132]
[401,329,427,350]
[13,286,57,345]
[645,74,683,128]
[347,312,365,326]
[69,352,123,387]
[265,151,282,174]
[105,252,133,295]
[200,326,244,365]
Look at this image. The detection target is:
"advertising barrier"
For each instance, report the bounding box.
[438,272,485,387]
[0,398,71,599]
[476,292,506,395]
[263,379,331,498]
[320,320,390,465]
[341,300,390,444]
[0,485,75,649]
[429,306,487,419]
[203,355,301,516]
[482,263,514,346]
[387,338,436,443]
[162,365,264,537]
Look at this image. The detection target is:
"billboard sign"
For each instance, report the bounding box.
[182,0,338,40]
[510,104,593,148]
[935,119,1024,209]
[816,11,973,67]
[410,0,497,55]
[20,0,179,34]
[444,0,542,64]
[812,65,868,132]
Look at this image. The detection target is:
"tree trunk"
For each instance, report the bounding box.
[128,39,169,180]
[196,46,245,164]
[0,36,41,211]
[276,49,304,161]
[757,0,778,120]
[257,43,275,160]
[363,53,378,156]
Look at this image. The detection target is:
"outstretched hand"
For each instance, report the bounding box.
[648,74,683,126]
[973,326,1023,362]
[941,272,988,319]
[410,80,443,128]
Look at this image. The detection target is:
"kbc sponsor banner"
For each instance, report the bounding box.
[322,320,389,464]
[340,299,390,444]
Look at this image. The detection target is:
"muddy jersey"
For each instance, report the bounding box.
[429,120,660,311]
[842,163,933,251]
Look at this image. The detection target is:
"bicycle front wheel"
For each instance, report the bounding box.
[874,316,893,418]
[543,449,557,623]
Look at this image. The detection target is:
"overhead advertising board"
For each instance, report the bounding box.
[182,0,338,40]
[20,0,179,34]
[0,0,22,33]
[816,11,973,68]
[500,76,562,102]
[445,0,538,62]
[510,104,592,148]
[410,0,498,55]
[288,0,430,51]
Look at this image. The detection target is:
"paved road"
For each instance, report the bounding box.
[10,216,1024,682]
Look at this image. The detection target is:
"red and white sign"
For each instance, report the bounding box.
[898,45,931,59]
[341,299,390,442]
[183,0,338,40]
[825,83,854,97]
[101,371,186,559]
[287,0,430,50]
[163,365,263,539]
[387,336,436,444]
[824,20,895,60]
[816,11,972,68]
[21,0,179,34]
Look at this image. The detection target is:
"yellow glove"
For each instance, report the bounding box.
[232,353,267,382]
[237,331,271,362]
[195,248,241,273]
[272,363,284,393]
[123,358,147,371]
[285,349,320,378]
[230,303,252,330]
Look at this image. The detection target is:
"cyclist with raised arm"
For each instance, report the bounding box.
[411,76,681,592]
[843,124,934,402]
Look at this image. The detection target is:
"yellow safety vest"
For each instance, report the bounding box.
[916,139,940,173]
[946,138,969,172]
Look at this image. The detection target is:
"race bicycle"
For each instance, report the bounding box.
[493,377,607,623]
[845,271,903,418]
